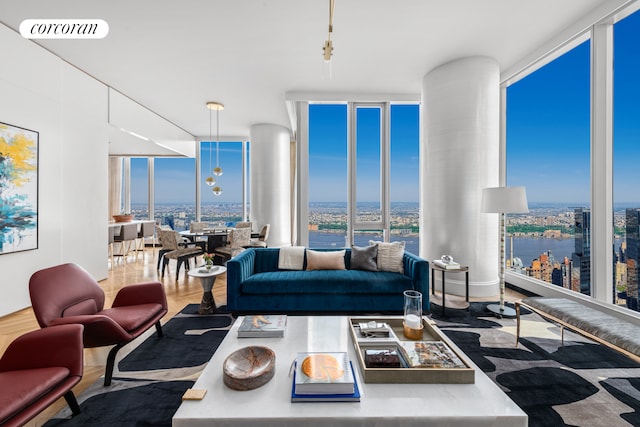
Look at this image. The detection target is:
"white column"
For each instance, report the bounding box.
[249,123,292,247]
[421,57,500,297]
[591,22,614,303]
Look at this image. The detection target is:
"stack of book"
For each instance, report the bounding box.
[433,259,461,269]
[291,352,360,402]
[237,315,287,338]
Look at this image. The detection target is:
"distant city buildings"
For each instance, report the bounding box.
[624,208,640,311]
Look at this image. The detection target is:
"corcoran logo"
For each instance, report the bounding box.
[19,19,109,39]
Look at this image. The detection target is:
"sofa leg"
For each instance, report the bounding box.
[104,343,125,386]
[64,390,81,415]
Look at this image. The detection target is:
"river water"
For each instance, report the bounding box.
[308,232,621,268]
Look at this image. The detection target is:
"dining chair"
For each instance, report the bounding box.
[157,229,203,280]
[213,227,250,263]
[136,221,156,260]
[249,224,270,248]
[113,223,138,264]
[235,221,252,229]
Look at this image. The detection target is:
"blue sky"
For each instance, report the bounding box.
[508,9,640,205]
[133,10,638,206]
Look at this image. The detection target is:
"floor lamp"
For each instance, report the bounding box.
[481,186,529,318]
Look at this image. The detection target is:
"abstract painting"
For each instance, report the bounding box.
[0,122,38,254]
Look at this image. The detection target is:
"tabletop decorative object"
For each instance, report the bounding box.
[403,290,424,340]
[203,253,215,270]
[112,213,134,223]
[223,346,276,390]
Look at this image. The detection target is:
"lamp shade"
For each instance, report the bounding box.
[481,186,529,214]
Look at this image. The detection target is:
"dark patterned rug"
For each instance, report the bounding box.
[45,302,640,427]
[44,305,234,427]
[431,301,640,427]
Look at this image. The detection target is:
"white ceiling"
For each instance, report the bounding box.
[0,0,616,141]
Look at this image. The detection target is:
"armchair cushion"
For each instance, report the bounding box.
[0,367,69,423]
[100,303,165,332]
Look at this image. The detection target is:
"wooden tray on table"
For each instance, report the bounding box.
[348,316,475,384]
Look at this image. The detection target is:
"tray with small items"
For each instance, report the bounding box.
[348,316,475,384]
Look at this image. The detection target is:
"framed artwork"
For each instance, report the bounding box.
[0,122,38,254]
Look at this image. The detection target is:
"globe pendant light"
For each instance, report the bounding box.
[206,101,224,195]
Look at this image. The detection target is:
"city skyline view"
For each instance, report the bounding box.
[126,9,640,313]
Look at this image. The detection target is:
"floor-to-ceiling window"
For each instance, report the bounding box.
[506,39,591,295]
[614,9,640,313]
[154,157,195,230]
[200,141,245,226]
[308,104,348,248]
[307,102,420,251]
[390,104,420,255]
[130,158,149,219]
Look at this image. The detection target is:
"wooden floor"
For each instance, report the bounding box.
[0,247,524,426]
[0,247,228,427]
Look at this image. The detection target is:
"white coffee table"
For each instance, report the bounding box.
[187,265,226,314]
[173,316,527,426]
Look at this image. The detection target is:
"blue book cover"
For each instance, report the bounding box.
[291,361,361,402]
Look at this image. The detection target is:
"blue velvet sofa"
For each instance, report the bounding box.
[226,248,430,314]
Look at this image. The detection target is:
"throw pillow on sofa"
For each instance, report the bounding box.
[350,245,378,271]
[369,240,405,273]
[306,249,346,270]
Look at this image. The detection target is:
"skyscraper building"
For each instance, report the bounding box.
[625,208,640,311]
[571,208,591,295]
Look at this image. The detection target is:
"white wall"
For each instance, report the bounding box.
[0,24,108,316]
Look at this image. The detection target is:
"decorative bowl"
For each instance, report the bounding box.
[113,214,134,223]
[223,346,276,390]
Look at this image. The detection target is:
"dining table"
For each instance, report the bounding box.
[179,229,230,253]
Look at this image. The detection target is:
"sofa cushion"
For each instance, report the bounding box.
[0,367,69,423]
[306,249,346,271]
[350,245,378,272]
[241,270,412,295]
[370,241,405,273]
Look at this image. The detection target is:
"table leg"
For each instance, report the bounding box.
[197,276,217,315]
[431,268,435,296]
[198,291,216,314]
[441,270,446,317]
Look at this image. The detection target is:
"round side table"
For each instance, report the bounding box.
[188,265,227,314]
[430,264,469,317]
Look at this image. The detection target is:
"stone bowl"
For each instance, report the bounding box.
[223,346,276,391]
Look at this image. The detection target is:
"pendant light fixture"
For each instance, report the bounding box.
[206,101,224,196]
[204,104,216,187]
[322,0,335,79]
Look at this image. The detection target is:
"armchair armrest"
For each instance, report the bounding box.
[49,314,131,346]
[0,324,84,376]
[112,281,168,309]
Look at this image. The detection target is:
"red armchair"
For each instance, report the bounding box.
[0,324,84,427]
[29,263,168,386]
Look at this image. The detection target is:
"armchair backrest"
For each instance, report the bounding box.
[29,263,105,328]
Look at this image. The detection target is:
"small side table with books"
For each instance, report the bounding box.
[431,261,469,317]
